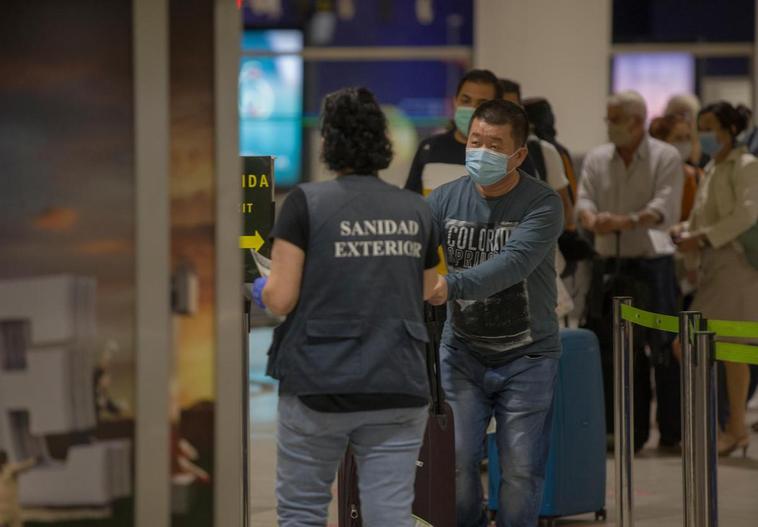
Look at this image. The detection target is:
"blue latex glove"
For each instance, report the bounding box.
[252,276,268,310]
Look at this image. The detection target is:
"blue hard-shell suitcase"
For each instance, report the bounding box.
[487,328,607,525]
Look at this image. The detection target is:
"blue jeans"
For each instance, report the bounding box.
[441,345,558,527]
[276,395,428,527]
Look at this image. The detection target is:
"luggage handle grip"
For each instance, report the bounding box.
[424,303,447,418]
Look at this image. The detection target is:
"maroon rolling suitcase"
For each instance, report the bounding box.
[412,305,456,526]
[337,304,456,526]
[337,446,362,526]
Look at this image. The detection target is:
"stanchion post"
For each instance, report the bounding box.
[693,331,719,527]
[613,296,634,527]
[680,311,702,527]
[242,297,251,527]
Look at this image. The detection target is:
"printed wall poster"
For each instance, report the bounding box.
[0,1,136,525]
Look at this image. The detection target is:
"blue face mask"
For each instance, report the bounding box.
[699,132,722,157]
[454,106,476,137]
[466,147,519,186]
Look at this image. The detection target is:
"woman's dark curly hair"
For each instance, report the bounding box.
[320,87,393,175]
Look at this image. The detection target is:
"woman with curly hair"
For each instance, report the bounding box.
[253,87,440,526]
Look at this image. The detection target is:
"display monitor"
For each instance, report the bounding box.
[612,52,695,121]
[240,30,304,186]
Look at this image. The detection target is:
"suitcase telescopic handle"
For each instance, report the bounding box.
[423,303,447,418]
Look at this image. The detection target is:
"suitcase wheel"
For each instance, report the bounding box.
[595,508,607,521]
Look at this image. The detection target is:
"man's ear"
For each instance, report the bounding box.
[511,145,529,170]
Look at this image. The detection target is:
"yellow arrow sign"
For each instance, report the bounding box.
[240,231,265,251]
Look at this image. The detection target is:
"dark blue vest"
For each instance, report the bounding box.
[267,175,433,398]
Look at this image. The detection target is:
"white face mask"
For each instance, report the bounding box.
[673,141,693,162]
[608,121,634,147]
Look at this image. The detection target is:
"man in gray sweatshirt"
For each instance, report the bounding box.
[427,99,564,527]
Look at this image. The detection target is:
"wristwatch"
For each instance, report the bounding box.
[629,213,640,228]
[698,236,710,249]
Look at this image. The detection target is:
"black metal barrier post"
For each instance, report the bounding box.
[613,297,634,527]
[692,331,719,527]
[679,311,702,527]
[617,301,758,527]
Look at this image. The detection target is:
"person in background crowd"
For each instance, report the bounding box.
[524,96,596,325]
[577,90,684,452]
[254,87,440,526]
[670,101,758,457]
[405,69,502,196]
[498,80,539,178]
[735,106,758,157]
[498,79,574,230]
[523,97,578,201]
[427,99,563,527]
[665,93,706,168]
[649,114,703,221]
[649,113,703,321]
[732,108,758,432]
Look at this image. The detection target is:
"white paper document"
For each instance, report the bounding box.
[251,249,272,277]
[648,229,676,256]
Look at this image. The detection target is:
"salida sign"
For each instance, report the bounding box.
[241,156,274,282]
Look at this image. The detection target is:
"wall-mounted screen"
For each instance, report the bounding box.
[240,30,303,186]
[612,52,695,120]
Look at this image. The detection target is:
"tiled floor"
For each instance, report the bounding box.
[248,329,758,526]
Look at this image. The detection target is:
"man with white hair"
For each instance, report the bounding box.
[664,93,701,124]
[577,90,684,452]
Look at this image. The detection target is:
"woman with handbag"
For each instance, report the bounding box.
[671,101,758,457]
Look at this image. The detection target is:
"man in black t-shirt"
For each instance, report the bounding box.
[405,69,502,196]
